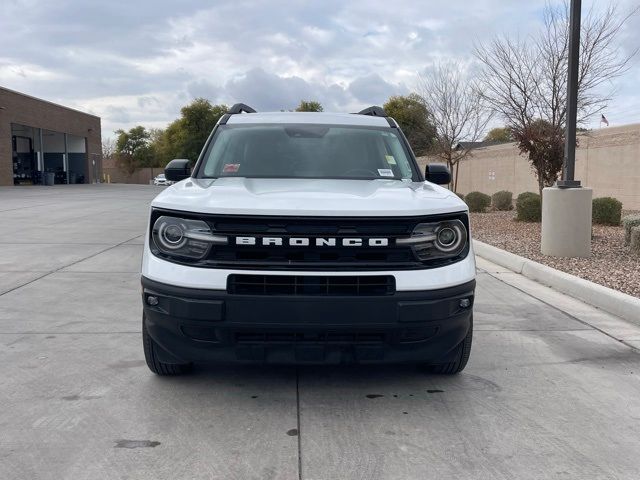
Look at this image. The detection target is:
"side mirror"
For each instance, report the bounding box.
[424,163,451,185]
[165,159,191,182]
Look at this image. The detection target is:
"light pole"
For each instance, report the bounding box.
[541,0,593,257]
[557,0,582,189]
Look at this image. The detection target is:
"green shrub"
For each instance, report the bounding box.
[456,192,465,201]
[517,191,539,202]
[465,191,491,213]
[623,214,640,245]
[491,190,513,211]
[516,192,541,222]
[592,197,622,225]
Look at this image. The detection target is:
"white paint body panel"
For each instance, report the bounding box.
[151,178,466,217]
[226,111,390,126]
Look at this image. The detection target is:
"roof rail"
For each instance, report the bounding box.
[228,103,257,114]
[357,106,387,117]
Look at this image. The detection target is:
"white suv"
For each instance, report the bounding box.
[153,174,170,186]
[141,104,475,375]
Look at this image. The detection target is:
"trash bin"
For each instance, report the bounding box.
[68,172,77,184]
[44,172,55,186]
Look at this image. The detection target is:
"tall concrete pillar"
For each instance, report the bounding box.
[541,186,592,257]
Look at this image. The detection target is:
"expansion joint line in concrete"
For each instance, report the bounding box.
[483,269,640,353]
[295,367,303,480]
[0,233,143,298]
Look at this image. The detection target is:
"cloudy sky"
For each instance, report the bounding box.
[1,0,638,138]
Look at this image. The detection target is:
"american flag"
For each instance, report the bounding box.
[601,114,609,126]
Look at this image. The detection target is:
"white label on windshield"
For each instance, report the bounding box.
[378,168,394,177]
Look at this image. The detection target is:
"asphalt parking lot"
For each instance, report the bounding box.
[2,184,640,480]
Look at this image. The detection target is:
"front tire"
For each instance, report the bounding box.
[142,315,192,376]
[423,316,473,375]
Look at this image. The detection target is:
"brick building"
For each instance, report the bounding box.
[0,87,102,186]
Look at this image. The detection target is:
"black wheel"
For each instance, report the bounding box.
[423,317,473,375]
[143,315,192,376]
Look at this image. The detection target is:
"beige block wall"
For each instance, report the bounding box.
[102,165,159,184]
[418,123,640,210]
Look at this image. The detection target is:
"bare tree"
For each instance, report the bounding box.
[416,62,492,192]
[102,137,116,161]
[475,1,637,195]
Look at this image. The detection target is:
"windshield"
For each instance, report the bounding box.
[197,124,417,180]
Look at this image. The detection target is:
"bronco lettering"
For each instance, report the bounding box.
[234,236,389,247]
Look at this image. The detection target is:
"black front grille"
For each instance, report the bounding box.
[227,274,395,296]
[217,245,414,266]
[210,215,418,269]
[150,210,469,270]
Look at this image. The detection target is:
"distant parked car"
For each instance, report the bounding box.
[153,174,171,186]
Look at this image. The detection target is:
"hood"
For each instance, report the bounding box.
[151,177,467,216]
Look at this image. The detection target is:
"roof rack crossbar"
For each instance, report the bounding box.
[356,106,387,117]
[228,103,257,114]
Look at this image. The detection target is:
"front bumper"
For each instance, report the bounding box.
[142,276,475,365]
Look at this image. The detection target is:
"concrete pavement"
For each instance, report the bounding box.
[1,184,640,479]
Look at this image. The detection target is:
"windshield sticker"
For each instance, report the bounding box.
[385,155,397,165]
[223,163,240,173]
[378,168,394,177]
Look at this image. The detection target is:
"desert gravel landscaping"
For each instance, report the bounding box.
[471,210,640,298]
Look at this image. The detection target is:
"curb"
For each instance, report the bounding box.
[473,239,640,326]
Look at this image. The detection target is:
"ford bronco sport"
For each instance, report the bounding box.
[141,104,475,375]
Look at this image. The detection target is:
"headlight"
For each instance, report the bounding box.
[397,219,467,261]
[151,216,227,260]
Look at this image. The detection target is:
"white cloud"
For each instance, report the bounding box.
[0,0,638,135]
[0,58,69,82]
